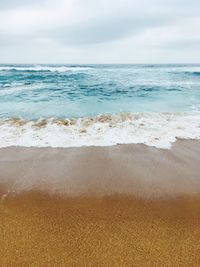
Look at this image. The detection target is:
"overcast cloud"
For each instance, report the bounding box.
[0,0,200,63]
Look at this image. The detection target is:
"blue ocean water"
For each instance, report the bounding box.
[0,64,200,120]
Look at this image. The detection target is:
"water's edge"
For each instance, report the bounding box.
[1,112,200,149]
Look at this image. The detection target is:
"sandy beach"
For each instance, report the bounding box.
[1,140,200,266]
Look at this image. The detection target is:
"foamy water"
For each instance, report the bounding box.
[0,65,92,72]
[0,113,200,149]
[0,64,200,148]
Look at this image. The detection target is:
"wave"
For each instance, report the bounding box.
[166,66,200,76]
[0,112,200,149]
[0,65,92,73]
[184,71,200,76]
[177,67,200,76]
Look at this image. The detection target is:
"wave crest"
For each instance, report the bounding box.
[0,65,92,73]
[0,112,200,149]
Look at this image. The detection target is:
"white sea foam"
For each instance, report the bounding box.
[0,113,200,149]
[0,65,92,72]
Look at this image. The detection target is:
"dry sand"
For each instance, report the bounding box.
[0,140,200,266]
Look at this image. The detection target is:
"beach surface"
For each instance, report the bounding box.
[1,140,200,266]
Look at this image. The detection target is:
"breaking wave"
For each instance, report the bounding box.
[0,112,200,149]
[0,65,92,73]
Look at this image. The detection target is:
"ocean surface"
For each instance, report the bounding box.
[0,64,200,148]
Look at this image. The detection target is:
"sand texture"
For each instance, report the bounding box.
[0,140,200,266]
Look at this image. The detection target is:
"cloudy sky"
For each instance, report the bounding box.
[0,0,200,63]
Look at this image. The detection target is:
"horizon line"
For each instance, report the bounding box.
[1,62,200,65]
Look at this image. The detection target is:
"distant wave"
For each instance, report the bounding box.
[177,67,200,76]
[167,67,200,76]
[0,112,200,149]
[0,65,92,73]
[184,71,200,76]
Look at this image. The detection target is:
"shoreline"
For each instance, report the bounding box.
[0,139,200,197]
[1,112,200,149]
[1,140,200,266]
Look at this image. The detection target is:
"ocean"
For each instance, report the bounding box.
[0,64,200,148]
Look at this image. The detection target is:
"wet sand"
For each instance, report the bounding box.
[0,140,200,266]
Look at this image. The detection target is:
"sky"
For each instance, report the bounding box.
[0,0,200,64]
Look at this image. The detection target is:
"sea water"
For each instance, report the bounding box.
[0,64,200,148]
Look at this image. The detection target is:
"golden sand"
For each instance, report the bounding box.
[0,140,200,266]
[1,192,200,266]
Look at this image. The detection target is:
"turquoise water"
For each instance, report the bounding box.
[0,64,200,119]
[0,64,200,148]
